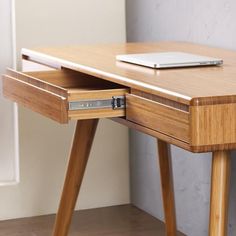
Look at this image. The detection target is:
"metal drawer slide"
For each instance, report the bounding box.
[69,96,125,111]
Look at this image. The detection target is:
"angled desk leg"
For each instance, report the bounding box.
[209,151,231,236]
[157,139,177,236]
[52,119,99,236]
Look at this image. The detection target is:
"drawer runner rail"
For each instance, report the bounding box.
[69,96,125,111]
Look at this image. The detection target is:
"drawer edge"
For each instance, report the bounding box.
[2,75,68,124]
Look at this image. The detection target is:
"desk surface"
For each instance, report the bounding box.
[22,41,236,105]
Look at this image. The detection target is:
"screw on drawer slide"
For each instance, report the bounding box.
[69,96,125,111]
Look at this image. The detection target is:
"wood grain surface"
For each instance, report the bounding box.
[53,119,98,236]
[190,101,236,151]
[22,42,236,105]
[126,94,189,143]
[209,151,231,236]
[158,140,177,236]
[2,74,68,124]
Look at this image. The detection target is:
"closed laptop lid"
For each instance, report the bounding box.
[116,52,223,68]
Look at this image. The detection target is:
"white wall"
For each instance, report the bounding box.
[0,0,19,184]
[126,0,236,235]
[0,0,129,220]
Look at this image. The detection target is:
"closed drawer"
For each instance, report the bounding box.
[126,94,190,143]
[2,68,128,123]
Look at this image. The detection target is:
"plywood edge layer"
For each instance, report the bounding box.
[190,143,236,153]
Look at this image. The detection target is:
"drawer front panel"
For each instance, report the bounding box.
[3,75,68,123]
[126,94,190,142]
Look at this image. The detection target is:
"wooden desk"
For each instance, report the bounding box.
[2,41,236,236]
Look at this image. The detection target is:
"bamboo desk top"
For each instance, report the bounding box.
[22,41,236,105]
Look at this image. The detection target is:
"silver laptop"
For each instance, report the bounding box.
[116,52,223,69]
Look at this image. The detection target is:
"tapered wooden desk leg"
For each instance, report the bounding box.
[157,139,177,236]
[209,151,231,236]
[52,119,99,236]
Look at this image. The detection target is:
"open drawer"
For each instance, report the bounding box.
[2,68,129,123]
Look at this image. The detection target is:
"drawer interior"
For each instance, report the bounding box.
[25,68,123,91]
